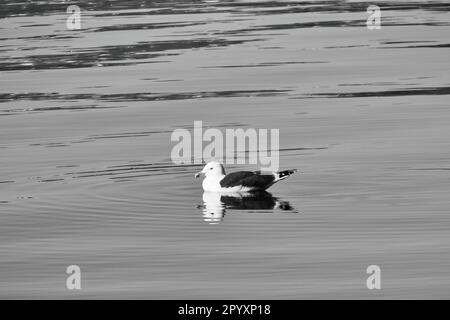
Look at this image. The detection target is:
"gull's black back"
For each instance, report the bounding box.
[219,171,275,190]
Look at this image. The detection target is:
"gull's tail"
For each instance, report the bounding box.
[273,169,297,182]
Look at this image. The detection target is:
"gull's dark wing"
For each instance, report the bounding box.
[220,171,275,190]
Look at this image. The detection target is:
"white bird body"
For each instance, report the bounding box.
[195,161,297,192]
[201,172,224,192]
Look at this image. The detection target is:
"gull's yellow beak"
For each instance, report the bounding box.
[194,171,202,178]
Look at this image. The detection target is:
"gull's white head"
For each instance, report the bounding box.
[194,161,225,179]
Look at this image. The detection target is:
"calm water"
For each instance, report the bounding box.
[1,0,450,299]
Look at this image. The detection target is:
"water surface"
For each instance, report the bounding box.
[1,0,450,299]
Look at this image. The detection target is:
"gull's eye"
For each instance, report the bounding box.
[210,168,213,170]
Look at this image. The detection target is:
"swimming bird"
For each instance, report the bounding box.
[194,161,297,192]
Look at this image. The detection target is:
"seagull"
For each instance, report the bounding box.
[194,161,297,192]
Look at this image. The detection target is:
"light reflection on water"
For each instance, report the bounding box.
[199,191,296,224]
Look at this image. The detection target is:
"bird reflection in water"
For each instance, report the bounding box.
[197,191,295,224]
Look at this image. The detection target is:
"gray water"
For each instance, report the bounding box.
[1,0,450,299]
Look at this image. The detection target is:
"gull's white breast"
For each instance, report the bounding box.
[202,176,222,192]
